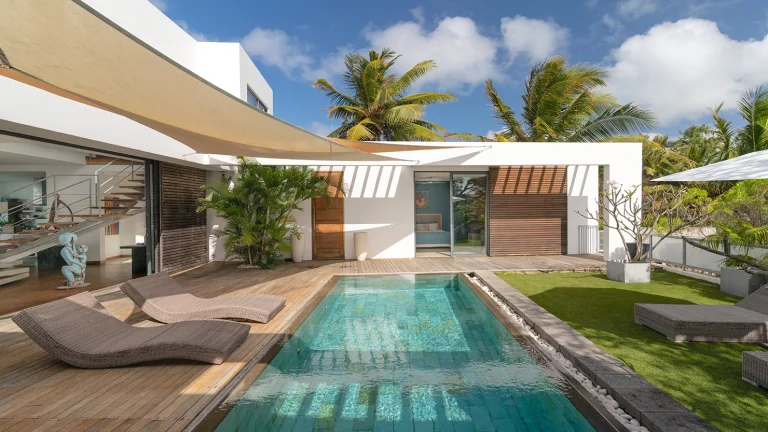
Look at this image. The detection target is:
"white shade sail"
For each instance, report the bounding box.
[654,150,768,182]
[0,0,402,162]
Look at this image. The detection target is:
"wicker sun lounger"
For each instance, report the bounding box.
[635,284,768,342]
[120,272,286,324]
[12,292,249,369]
[743,351,768,389]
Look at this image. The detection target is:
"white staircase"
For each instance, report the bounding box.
[0,163,146,285]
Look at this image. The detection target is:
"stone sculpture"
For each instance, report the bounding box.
[58,232,90,289]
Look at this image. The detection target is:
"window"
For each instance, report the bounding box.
[246,87,268,112]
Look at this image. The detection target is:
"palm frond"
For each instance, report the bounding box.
[392,92,457,106]
[737,86,768,154]
[312,79,356,107]
[569,103,656,142]
[346,118,377,140]
[484,80,527,141]
[391,121,446,142]
[390,60,437,96]
[383,104,424,124]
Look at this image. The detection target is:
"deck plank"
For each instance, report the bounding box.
[0,256,603,431]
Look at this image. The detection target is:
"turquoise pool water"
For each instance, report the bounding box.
[215,275,597,431]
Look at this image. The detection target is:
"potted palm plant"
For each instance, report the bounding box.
[578,182,712,283]
[198,157,335,269]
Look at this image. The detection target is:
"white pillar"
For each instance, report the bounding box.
[567,165,599,254]
[602,144,643,261]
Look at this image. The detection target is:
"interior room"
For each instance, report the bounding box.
[0,135,148,314]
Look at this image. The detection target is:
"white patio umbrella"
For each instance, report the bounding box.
[654,149,768,181]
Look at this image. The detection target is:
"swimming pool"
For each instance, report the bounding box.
[214,274,606,431]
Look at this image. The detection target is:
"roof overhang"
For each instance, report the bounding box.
[0,0,401,162]
[654,150,768,182]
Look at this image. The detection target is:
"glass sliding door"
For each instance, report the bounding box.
[414,172,452,257]
[451,173,488,256]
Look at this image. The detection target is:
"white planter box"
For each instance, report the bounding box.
[720,266,767,298]
[607,261,651,283]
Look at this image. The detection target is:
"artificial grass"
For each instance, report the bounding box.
[496,270,768,432]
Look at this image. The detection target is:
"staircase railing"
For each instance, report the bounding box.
[1,162,144,231]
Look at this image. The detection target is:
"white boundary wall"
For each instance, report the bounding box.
[651,235,768,274]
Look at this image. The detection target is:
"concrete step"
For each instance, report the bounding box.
[109,192,145,197]
[101,198,144,202]
[39,222,78,228]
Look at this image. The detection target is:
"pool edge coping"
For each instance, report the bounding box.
[472,271,717,432]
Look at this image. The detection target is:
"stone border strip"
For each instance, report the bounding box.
[473,271,717,432]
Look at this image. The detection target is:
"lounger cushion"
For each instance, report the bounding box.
[12,292,249,369]
[635,303,768,342]
[121,272,286,324]
[736,284,768,315]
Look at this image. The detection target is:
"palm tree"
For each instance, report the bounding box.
[457,56,656,142]
[198,157,335,268]
[735,86,768,155]
[706,87,768,157]
[312,49,457,141]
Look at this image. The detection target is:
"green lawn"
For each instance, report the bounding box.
[496,270,768,432]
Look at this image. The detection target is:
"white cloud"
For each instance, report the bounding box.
[175,20,209,42]
[601,14,624,41]
[149,0,168,12]
[602,14,624,33]
[307,121,336,137]
[241,28,312,76]
[239,15,570,91]
[585,0,599,8]
[617,0,657,19]
[500,16,569,63]
[606,19,768,124]
[410,6,425,25]
[364,16,502,91]
[301,47,350,81]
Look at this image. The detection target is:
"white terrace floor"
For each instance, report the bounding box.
[0,255,604,432]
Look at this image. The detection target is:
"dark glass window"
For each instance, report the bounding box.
[247,87,268,112]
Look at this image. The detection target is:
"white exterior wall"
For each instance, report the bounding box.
[276,142,641,261]
[0,0,272,168]
[238,46,274,114]
[341,166,414,259]
[281,166,415,262]
[567,165,599,254]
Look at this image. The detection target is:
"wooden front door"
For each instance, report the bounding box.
[312,172,344,260]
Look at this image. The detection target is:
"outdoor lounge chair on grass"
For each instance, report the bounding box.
[743,351,768,389]
[120,272,286,324]
[12,292,249,368]
[635,285,768,342]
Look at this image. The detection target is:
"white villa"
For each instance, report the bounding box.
[0,0,640,284]
[1,3,740,432]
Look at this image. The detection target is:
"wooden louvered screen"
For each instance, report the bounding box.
[489,166,568,256]
[159,163,208,273]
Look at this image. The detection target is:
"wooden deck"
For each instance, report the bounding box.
[0,255,603,432]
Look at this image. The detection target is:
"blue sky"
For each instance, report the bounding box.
[154,0,768,139]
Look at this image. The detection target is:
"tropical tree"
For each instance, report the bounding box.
[198,158,335,269]
[683,180,768,276]
[704,87,768,157]
[735,86,768,155]
[670,125,727,166]
[458,56,655,142]
[312,48,457,141]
